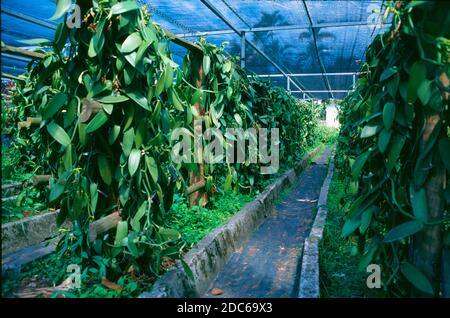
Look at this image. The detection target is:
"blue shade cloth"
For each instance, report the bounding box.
[1,0,389,99]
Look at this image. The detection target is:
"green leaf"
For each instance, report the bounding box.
[203,55,211,76]
[50,0,72,20]
[382,102,395,130]
[360,206,376,234]
[360,125,379,138]
[407,62,426,103]
[109,125,121,145]
[126,91,150,111]
[135,40,152,66]
[224,174,233,193]
[409,185,428,222]
[164,66,174,89]
[121,32,142,53]
[110,1,139,15]
[378,128,392,153]
[127,232,139,257]
[43,92,68,119]
[122,128,135,157]
[417,80,431,105]
[387,73,400,98]
[101,103,113,115]
[114,221,128,246]
[234,113,243,126]
[145,156,158,183]
[400,262,434,295]
[49,182,65,202]
[97,155,112,185]
[386,134,406,173]
[131,201,148,232]
[128,149,141,176]
[383,220,424,243]
[155,71,165,96]
[47,122,71,147]
[97,95,129,104]
[180,259,194,281]
[170,88,184,111]
[90,183,98,213]
[158,228,180,241]
[351,151,370,179]
[85,112,108,134]
[342,213,361,238]
[380,67,397,81]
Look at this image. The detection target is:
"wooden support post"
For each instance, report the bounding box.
[27,117,42,125]
[88,212,121,242]
[411,71,448,297]
[186,180,206,196]
[17,117,42,129]
[189,52,208,207]
[32,175,52,186]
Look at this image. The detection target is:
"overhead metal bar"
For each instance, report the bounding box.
[291,90,351,93]
[251,72,366,78]
[301,0,333,99]
[199,0,312,98]
[1,7,57,30]
[175,21,377,38]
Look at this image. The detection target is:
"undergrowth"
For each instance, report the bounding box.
[319,173,386,298]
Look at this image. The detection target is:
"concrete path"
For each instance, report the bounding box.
[205,147,331,298]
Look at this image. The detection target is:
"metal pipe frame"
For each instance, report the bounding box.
[1,7,57,30]
[301,0,333,99]
[290,90,350,93]
[199,0,312,98]
[250,72,365,78]
[175,21,378,37]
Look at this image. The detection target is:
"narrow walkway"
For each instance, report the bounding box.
[205,147,331,298]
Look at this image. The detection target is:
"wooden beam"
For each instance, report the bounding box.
[1,42,45,60]
[89,212,122,243]
[164,29,202,53]
[189,53,208,207]
[32,175,52,186]
[186,180,206,196]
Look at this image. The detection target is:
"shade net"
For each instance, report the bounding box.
[1,0,390,100]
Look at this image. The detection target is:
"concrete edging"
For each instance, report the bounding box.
[139,147,321,298]
[1,211,61,255]
[298,149,335,298]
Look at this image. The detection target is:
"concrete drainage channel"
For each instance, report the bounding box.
[139,146,322,298]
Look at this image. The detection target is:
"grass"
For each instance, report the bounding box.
[167,192,254,248]
[319,173,385,298]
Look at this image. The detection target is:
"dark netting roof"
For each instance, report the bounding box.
[1,0,391,100]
